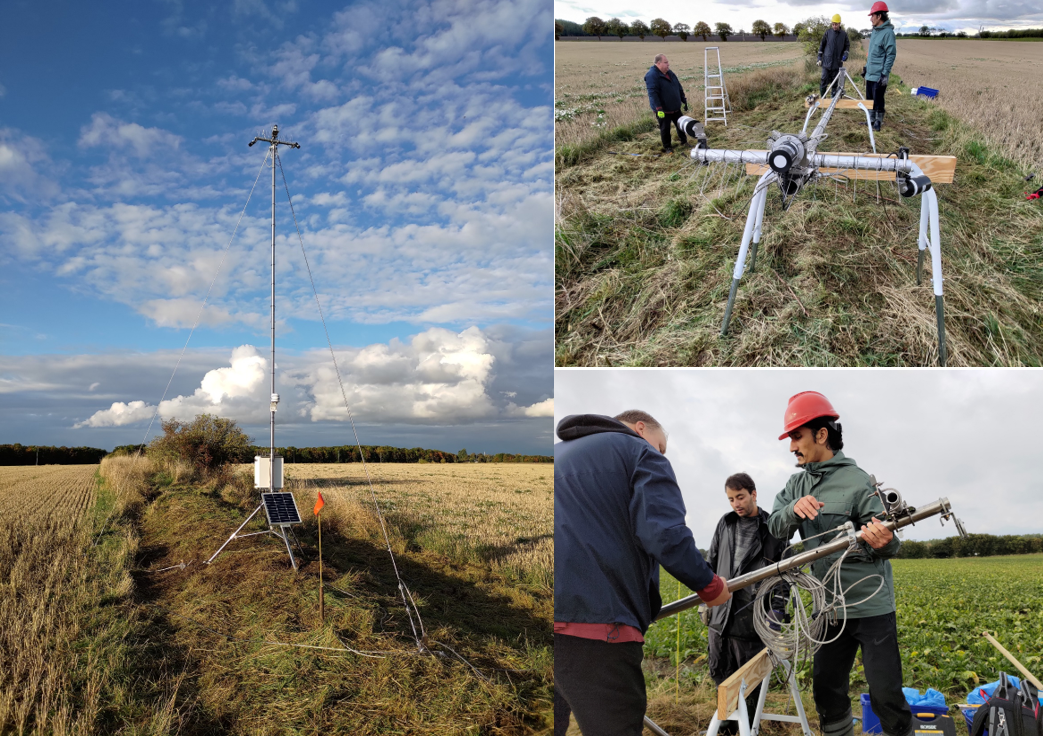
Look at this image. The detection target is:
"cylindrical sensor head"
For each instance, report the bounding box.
[677,116,708,146]
[769,134,806,174]
[899,174,932,198]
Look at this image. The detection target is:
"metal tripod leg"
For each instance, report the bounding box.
[644,715,672,736]
[206,503,264,564]
[925,189,947,366]
[722,173,772,335]
[276,525,299,570]
[749,186,768,273]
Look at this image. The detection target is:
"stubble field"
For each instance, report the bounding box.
[555,41,803,149]
[890,40,1043,169]
[0,465,98,523]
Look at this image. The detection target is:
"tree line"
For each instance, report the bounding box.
[895,533,1043,558]
[0,444,109,465]
[111,442,551,464]
[558,17,799,42]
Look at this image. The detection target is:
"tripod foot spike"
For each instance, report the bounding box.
[935,295,948,367]
[721,278,740,336]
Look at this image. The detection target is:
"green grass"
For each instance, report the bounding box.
[640,554,1043,736]
[555,61,1043,366]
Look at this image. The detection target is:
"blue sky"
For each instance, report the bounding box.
[1,0,554,455]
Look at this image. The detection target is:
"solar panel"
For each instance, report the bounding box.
[262,492,301,525]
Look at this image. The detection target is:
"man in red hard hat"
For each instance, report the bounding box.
[768,392,913,736]
[864,1,897,131]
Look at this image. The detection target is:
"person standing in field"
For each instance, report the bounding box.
[644,54,690,153]
[768,391,913,736]
[705,472,789,735]
[554,410,731,736]
[865,1,896,131]
[818,15,850,97]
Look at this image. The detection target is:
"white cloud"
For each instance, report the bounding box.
[76,399,155,428]
[79,113,182,158]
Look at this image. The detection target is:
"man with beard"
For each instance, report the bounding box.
[768,391,912,736]
[705,472,789,735]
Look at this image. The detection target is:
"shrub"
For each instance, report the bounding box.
[148,414,252,475]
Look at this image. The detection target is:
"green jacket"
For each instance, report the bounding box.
[865,20,897,82]
[768,451,901,619]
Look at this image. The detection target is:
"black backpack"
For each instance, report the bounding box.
[968,674,1043,736]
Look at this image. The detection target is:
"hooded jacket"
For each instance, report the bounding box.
[706,507,789,641]
[767,451,901,619]
[554,414,717,634]
[818,28,850,69]
[865,19,897,82]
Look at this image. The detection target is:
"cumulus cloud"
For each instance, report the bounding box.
[79,113,182,158]
[0,129,61,203]
[76,399,155,428]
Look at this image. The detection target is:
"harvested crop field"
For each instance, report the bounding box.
[556,40,803,149]
[0,464,97,524]
[283,462,553,587]
[889,40,1043,169]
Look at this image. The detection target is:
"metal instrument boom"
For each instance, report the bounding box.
[655,497,961,621]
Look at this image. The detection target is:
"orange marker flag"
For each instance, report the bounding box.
[313,492,325,516]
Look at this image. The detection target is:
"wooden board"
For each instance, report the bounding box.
[804,98,874,109]
[743,152,957,183]
[717,648,773,718]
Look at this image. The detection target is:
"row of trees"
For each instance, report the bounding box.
[0,444,108,465]
[896,533,1043,559]
[564,17,798,42]
[115,415,552,474]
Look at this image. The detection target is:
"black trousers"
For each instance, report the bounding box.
[708,630,764,734]
[554,633,646,736]
[657,110,687,150]
[821,67,841,97]
[813,612,912,736]
[866,80,887,115]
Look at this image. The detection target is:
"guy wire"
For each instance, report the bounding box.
[277,153,427,652]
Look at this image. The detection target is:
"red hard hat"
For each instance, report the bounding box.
[779,391,840,440]
[868,1,888,14]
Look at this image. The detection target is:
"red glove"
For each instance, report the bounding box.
[1027,187,1043,200]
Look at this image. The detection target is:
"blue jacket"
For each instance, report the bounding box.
[644,66,687,113]
[865,20,896,82]
[554,414,716,633]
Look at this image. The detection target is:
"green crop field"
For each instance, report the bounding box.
[639,554,1043,736]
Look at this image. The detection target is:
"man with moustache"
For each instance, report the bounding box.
[768,392,912,736]
[705,472,789,735]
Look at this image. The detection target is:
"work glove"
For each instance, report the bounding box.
[861,65,867,77]
[842,51,848,61]
[817,59,822,67]
[657,110,665,119]
[767,608,789,632]
[683,102,688,112]
[879,73,889,88]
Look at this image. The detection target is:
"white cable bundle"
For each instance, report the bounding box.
[751,542,886,667]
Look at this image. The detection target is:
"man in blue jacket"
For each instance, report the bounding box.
[555,410,731,736]
[644,54,689,153]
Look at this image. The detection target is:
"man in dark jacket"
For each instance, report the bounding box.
[555,410,732,736]
[644,54,689,153]
[706,472,789,735]
[818,15,851,97]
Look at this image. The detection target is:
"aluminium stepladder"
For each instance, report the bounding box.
[705,46,731,126]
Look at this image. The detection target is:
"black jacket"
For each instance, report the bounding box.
[818,28,850,69]
[644,66,687,113]
[706,507,788,641]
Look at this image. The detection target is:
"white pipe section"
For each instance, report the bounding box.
[812,153,916,172]
[926,188,943,296]
[857,102,877,154]
[732,171,773,279]
[692,149,770,165]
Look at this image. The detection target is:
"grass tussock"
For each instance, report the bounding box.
[1,459,552,735]
[555,56,1043,366]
